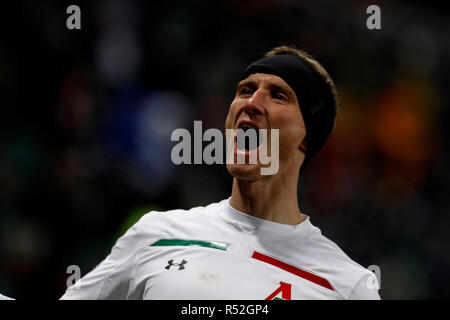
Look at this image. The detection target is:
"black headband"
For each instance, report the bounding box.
[239,54,336,172]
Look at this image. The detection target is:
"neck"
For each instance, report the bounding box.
[229,170,304,225]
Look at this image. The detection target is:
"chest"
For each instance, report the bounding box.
[131,240,339,300]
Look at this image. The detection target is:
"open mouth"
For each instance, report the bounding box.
[236,124,262,152]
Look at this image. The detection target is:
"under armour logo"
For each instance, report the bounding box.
[165,259,188,270]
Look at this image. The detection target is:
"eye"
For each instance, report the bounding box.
[272,91,288,102]
[238,86,253,96]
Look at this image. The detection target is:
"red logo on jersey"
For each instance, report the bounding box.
[265,282,292,300]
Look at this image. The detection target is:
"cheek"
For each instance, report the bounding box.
[225,112,232,129]
[225,100,239,128]
[278,112,305,140]
[276,120,306,158]
[291,110,306,139]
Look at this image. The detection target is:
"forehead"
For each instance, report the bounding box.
[238,73,293,90]
[237,73,299,106]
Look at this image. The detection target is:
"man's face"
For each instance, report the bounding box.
[225,73,307,180]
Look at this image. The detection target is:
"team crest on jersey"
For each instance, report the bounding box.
[265,282,292,300]
[165,259,188,270]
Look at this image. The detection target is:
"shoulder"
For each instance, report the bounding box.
[138,201,221,223]
[136,201,223,228]
[299,222,380,299]
[130,200,224,243]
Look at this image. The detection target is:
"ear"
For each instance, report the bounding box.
[299,139,308,153]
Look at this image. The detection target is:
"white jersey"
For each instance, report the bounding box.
[0,293,14,300]
[61,199,380,300]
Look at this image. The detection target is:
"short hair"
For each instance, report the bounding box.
[264,45,339,172]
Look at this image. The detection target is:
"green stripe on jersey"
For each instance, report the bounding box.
[150,239,228,251]
[150,239,229,251]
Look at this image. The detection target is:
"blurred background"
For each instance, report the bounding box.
[0,0,449,299]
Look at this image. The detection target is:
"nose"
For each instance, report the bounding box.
[244,88,265,116]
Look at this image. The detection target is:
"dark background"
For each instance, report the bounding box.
[1,0,449,299]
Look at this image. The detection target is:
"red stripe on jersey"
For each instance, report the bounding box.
[252,251,334,291]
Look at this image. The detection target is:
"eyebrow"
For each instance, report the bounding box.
[236,79,256,90]
[268,83,292,96]
[236,79,294,97]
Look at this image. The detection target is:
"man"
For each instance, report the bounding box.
[61,46,380,300]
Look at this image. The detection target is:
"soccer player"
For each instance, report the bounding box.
[60,46,380,300]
